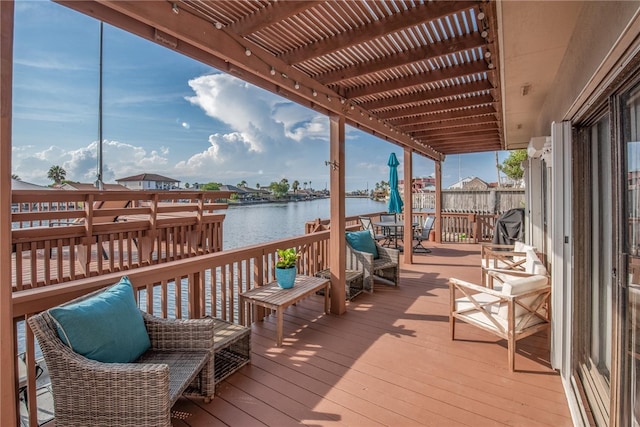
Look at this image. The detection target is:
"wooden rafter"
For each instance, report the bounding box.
[230,1,322,36]
[401,114,499,132]
[392,105,497,127]
[317,33,487,85]
[279,1,476,64]
[379,94,495,120]
[412,123,499,138]
[346,61,491,99]
[362,80,494,111]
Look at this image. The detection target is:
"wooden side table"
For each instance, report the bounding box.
[239,275,330,346]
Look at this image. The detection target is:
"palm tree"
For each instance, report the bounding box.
[303,181,307,189]
[237,180,247,188]
[47,165,67,185]
[292,180,299,193]
[256,183,260,189]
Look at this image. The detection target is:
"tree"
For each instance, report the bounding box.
[184,182,190,189]
[269,179,290,198]
[256,183,260,189]
[498,149,528,185]
[200,182,221,191]
[47,165,66,185]
[237,180,247,188]
[11,174,20,181]
[292,180,300,193]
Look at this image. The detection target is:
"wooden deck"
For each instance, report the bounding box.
[167,243,572,427]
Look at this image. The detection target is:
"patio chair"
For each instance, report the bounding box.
[480,241,536,286]
[346,230,400,291]
[359,216,385,243]
[449,273,551,371]
[27,277,215,427]
[413,216,435,253]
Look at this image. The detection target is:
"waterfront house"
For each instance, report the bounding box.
[116,173,181,190]
[3,1,640,426]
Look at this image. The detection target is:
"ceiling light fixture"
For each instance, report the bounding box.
[172,3,179,14]
[481,30,488,38]
[484,51,492,59]
[477,12,485,20]
[214,22,223,29]
[487,62,494,69]
[245,48,252,56]
[294,82,300,89]
[312,90,317,97]
[269,67,276,76]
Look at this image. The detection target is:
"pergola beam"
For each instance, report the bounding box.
[391,105,497,127]
[317,33,487,85]
[230,1,323,36]
[346,61,491,99]
[401,113,498,132]
[378,94,496,120]
[279,1,477,64]
[362,80,494,111]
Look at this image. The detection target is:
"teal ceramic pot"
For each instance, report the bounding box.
[275,267,296,289]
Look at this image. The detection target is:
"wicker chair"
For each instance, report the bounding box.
[346,241,400,292]
[27,293,215,427]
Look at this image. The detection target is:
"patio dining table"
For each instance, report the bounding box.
[373,220,418,251]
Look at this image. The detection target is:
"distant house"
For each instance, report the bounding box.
[116,173,180,190]
[447,177,489,190]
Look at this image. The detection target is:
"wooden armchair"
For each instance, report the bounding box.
[449,274,551,371]
[480,241,536,286]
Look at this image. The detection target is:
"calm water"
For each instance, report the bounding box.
[222,197,386,249]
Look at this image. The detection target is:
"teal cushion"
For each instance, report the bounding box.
[346,230,379,259]
[48,276,150,363]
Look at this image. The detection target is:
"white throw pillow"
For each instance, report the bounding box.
[524,250,547,275]
[498,274,549,320]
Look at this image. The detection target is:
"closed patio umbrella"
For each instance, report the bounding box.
[387,153,403,214]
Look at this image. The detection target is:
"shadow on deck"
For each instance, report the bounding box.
[171,243,572,427]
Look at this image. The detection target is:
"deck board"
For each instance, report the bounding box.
[170,243,572,427]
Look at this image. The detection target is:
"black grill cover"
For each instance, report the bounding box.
[492,208,525,245]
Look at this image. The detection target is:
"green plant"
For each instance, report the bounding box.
[276,248,299,269]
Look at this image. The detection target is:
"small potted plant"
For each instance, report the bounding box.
[275,248,299,289]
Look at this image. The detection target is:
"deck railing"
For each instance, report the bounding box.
[11,190,231,289]
[305,211,498,243]
[13,229,334,426]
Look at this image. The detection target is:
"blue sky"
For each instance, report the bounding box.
[11,0,510,190]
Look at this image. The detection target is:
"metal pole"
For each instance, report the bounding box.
[96,21,104,190]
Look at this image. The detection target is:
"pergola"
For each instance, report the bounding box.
[0,1,582,423]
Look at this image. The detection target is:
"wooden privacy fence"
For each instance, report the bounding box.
[306,211,499,243]
[11,190,231,289]
[412,188,525,213]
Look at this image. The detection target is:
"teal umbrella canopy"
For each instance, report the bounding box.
[387,153,403,214]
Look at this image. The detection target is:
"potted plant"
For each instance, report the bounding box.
[275,248,299,289]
